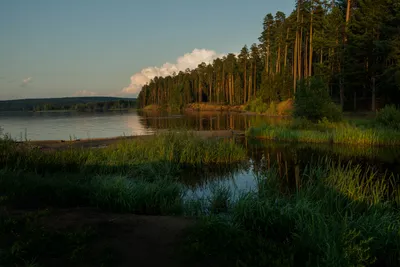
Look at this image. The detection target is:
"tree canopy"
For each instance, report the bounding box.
[138,0,400,111]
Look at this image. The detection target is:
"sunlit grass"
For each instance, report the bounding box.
[247,120,400,146]
[0,131,246,174]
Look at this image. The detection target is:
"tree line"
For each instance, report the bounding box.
[138,0,400,111]
[33,100,136,112]
[0,97,136,112]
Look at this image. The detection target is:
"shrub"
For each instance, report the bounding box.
[276,99,293,116]
[294,77,342,122]
[245,98,268,113]
[376,105,400,130]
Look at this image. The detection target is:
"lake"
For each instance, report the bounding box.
[1,110,399,197]
[0,110,273,141]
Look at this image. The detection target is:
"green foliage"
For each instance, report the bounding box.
[247,121,400,145]
[294,78,343,122]
[245,98,268,113]
[376,105,400,130]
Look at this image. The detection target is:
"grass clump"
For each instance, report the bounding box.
[245,98,293,116]
[247,118,400,145]
[245,97,269,113]
[376,105,400,130]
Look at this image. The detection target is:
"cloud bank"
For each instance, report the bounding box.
[21,77,32,87]
[73,90,98,97]
[122,49,224,95]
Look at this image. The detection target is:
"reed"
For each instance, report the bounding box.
[0,131,246,175]
[247,122,400,146]
[184,161,400,267]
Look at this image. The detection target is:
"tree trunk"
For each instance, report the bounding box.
[299,14,303,80]
[353,91,357,111]
[293,41,298,92]
[309,0,313,77]
[276,45,281,74]
[305,35,308,78]
[371,77,376,111]
[284,28,289,69]
[244,59,247,103]
[222,67,225,103]
[248,73,252,101]
[198,79,202,103]
[345,0,351,42]
[254,64,257,98]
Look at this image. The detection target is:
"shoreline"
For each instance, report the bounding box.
[21,130,245,151]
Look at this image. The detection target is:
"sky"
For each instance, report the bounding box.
[0,0,294,100]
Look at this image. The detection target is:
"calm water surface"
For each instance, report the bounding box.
[0,110,280,141]
[1,110,399,196]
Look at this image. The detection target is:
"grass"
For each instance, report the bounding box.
[0,131,246,175]
[247,118,400,146]
[182,161,400,267]
[1,131,400,266]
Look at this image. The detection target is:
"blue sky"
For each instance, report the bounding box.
[0,0,294,100]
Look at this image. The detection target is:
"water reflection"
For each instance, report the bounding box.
[183,138,400,199]
[137,110,287,131]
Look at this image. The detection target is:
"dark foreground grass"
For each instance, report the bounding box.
[247,119,400,146]
[0,210,110,267]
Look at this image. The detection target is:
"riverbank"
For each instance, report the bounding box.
[20,130,244,151]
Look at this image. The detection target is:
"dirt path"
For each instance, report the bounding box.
[4,207,203,267]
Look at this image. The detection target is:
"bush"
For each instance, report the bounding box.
[245,98,293,116]
[376,105,400,130]
[294,77,342,122]
[244,98,268,113]
[276,99,293,116]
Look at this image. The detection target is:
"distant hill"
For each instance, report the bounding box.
[0,97,137,111]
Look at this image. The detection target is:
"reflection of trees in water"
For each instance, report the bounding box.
[136,111,287,132]
[174,137,399,193]
[244,139,400,192]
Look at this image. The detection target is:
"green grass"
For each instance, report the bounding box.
[183,161,400,267]
[0,170,185,215]
[0,131,246,175]
[247,119,400,146]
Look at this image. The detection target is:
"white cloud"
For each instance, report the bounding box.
[72,90,98,97]
[122,49,224,95]
[21,77,32,87]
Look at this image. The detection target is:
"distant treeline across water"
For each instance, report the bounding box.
[0,97,137,112]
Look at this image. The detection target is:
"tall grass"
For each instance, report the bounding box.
[0,131,246,174]
[247,121,400,146]
[183,161,400,267]
[0,170,184,215]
